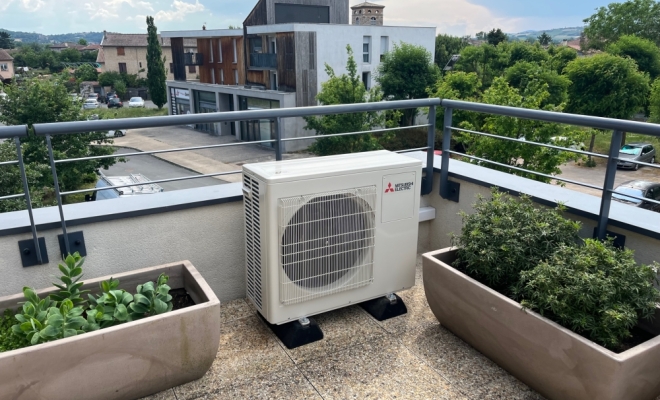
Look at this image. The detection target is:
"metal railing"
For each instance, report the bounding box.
[7,97,660,259]
[249,53,277,69]
[440,100,660,240]
[29,98,440,255]
[0,125,42,264]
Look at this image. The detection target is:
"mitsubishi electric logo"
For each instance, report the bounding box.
[385,182,414,194]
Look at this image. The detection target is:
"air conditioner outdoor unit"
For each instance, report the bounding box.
[242,150,422,326]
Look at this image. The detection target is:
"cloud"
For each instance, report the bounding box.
[0,0,15,12]
[153,0,205,22]
[20,0,45,11]
[350,0,525,36]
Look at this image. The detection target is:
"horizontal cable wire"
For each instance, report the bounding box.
[60,170,242,196]
[447,150,604,191]
[281,124,430,142]
[0,160,19,166]
[395,147,430,154]
[0,193,26,201]
[612,158,660,170]
[449,127,609,159]
[56,139,277,164]
[604,190,660,206]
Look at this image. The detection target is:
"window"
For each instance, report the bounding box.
[220,69,224,84]
[233,39,238,63]
[218,41,223,63]
[363,36,371,63]
[368,9,372,13]
[211,69,216,84]
[0,63,7,71]
[380,36,389,61]
[117,47,125,56]
[362,72,371,90]
[189,65,196,73]
[169,63,174,73]
[118,63,127,73]
[356,17,360,23]
[209,41,214,63]
[139,62,142,68]
[370,17,377,25]
[359,10,362,14]
[234,69,239,84]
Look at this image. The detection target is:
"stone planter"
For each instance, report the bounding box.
[0,261,220,400]
[423,248,660,400]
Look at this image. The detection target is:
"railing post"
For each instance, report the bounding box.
[422,105,436,195]
[275,117,283,161]
[46,134,70,256]
[15,136,42,264]
[596,130,623,240]
[440,108,453,199]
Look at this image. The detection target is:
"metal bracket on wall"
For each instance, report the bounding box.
[442,180,461,203]
[19,237,49,268]
[592,228,626,249]
[58,231,87,258]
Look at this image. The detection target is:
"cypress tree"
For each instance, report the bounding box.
[146,16,167,109]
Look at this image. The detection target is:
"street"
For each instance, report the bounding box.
[101,147,224,192]
[558,159,660,198]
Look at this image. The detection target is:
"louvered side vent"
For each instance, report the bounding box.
[244,174,263,311]
[278,186,377,305]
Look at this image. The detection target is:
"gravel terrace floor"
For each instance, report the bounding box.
[142,255,544,400]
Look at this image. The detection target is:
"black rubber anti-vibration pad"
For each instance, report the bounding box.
[359,294,408,321]
[261,315,324,349]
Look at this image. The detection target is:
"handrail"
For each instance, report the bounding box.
[0,125,28,139]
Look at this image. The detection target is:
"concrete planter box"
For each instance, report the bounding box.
[423,248,660,400]
[0,261,220,400]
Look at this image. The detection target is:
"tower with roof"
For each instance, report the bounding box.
[351,2,385,26]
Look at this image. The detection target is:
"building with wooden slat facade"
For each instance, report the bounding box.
[162,0,435,151]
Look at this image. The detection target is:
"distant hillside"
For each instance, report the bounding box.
[508,27,584,43]
[0,30,104,45]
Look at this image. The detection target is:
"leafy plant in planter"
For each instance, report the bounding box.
[87,278,134,329]
[516,239,660,349]
[50,252,89,307]
[129,274,173,320]
[452,188,581,294]
[0,309,28,352]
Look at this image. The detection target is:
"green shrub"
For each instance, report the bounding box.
[517,239,660,350]
[452,188,581,294]
[0,309,28,352]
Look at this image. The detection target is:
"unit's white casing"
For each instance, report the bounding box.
[243,150,422,325]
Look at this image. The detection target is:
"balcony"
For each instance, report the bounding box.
[1,100,660,399]
[249,53,277,69]
[184,52,204,66]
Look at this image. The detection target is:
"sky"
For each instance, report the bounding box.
[0,0,610,36]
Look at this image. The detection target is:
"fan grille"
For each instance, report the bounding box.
[279,186,376,305]
[244,174,263,311]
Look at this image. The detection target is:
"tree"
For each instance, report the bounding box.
[146,16,167,109]
[376,42,440,126]
[0,77,118,211]
[607,35,660,79]
[435,34,469,70]
[74,64,98,82]
[547,45,578,74]
[583,0,660,49]
[78,38,88,46]
[98,71,123,87]
[476,32,486,41]
[564,54,650,159]
[113,80,127,98]
[648,79,660,123]
[486,29,508,46]
[538,32,552,46]
[304,45,388,156]
[504,62,569,107]
[0,31,15,49]
[59,47,81,63]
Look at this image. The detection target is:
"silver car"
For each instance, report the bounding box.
[612,180,660,212]
[83,99,99,110]
[617,143,656,170]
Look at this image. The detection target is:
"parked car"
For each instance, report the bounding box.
[83,99,99,109]
[89,173,163,201]
[105,129,127,138]
[612,180,660,212]
[128,97,145,108]
[87,93,101,102]
[108,98,123,109]
[105,92,117,103]
[617,143,656,170]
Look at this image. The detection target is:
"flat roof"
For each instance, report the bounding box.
[161,29,243,39]
[247,23,436,35]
